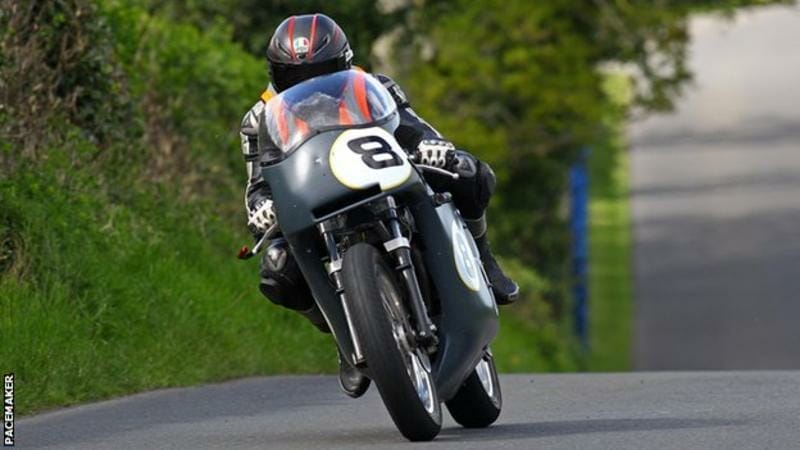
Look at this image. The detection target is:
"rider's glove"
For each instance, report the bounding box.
[248,198,277,233]
[415,139,457,169]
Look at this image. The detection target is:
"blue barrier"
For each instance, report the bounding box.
[569,148,590,350]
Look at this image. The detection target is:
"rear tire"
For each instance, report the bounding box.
[342,243,442,441]
[445,350,502,428]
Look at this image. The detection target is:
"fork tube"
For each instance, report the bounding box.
[383,197,438,349]
[319,224,366,364]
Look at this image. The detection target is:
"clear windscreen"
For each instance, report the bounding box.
[264,69,397,153]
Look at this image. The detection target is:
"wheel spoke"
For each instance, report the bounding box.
[342,243,442,440]
[377,267,438,418]
[475,358,494,399]
[409,351,436,414]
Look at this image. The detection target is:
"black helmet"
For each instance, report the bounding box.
[267,14,353,92]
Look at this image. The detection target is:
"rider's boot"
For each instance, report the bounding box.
[292,297,371,397]
[337,348,370,398]
[260,238,370,396]
[297,300,370,397]
[466,214,519,305]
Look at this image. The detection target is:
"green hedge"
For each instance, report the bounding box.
[0,0,576,415]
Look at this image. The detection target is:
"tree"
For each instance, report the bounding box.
[392,0,790,300]
[143,0,409,70]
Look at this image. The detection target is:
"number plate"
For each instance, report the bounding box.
[329,127,412,191]
[452,220,482,291]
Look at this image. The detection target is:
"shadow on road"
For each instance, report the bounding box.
[282,417,744,448]
[434,417,743,443]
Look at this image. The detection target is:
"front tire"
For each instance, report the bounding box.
[445,350,502,428]
[342,243,442,441]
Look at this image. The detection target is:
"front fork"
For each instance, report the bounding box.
[319,217,367,365]
[318,196,439,366]
[381,196,438,352]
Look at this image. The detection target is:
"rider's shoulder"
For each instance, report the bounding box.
[372,73,399,89]
[371,73,409,106]
[259,83,277,103]
[241,101,265,133]
[241,84,277,129]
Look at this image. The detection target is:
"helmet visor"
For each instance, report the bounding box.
[270,56,348,92]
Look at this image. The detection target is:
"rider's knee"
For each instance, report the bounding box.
[259,239,314,311]
[475,160,496,211]
[451,152,496,219]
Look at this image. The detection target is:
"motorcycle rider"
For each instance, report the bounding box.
[240,14,518,397]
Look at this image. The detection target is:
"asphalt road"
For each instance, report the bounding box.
[20,373,800,449]
[631,6,800,369]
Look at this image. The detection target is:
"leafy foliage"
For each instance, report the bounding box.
[0,0,291,414]
[392,0,789,308]
[0,0,791,413]
[142,0,409,69]
[0,0,134,167]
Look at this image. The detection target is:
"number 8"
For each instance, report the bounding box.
[347,136,403,170]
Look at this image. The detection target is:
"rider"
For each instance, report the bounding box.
[240,14,518,397]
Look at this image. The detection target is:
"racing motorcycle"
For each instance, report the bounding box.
[239,69,502,441]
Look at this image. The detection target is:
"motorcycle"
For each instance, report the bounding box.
[239,69,502,441]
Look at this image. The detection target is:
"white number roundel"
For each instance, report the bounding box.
[452,220,481,292]
[329,127,412,191]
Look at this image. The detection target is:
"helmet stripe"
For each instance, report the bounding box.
[294,117,309,136]
[339,101,354,125]
[273,100,289,144]
[308,14,318,61]
[287,16,296,61]
[353,72,372,122]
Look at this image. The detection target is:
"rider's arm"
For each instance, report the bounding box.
[240,101,279,235]
[375,74,464,171]
[240,101,270,214]
[374,74,444,151]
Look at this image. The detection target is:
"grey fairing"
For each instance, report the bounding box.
[411,199,499,400]
[261,124,498,402]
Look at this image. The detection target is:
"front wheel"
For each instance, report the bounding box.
[445,350,502,428]
[341,243,442,441]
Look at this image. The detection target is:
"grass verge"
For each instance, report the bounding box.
[0,164,337,416]
[1,162,575,416]
[586,75,634,371]
[494,257,579,373]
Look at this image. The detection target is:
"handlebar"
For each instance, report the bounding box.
[414,164,460,180]
[408,154,460,180]
[237,222,278,260]
[237,157,458,260]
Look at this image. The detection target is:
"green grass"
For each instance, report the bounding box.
[493,258,579,373]
[0,152,575,416]
[0,161,337,416]
[1,0,596,417]
[586,75,634,371]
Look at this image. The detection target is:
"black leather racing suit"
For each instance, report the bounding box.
[240,74,497,317]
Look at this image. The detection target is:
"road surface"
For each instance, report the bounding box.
[631,6,800,369]
[20,373,800,449]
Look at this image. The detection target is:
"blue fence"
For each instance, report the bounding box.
[569,149,590,350]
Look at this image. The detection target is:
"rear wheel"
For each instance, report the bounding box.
[445,350,502,428]
[342,243,442,441]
